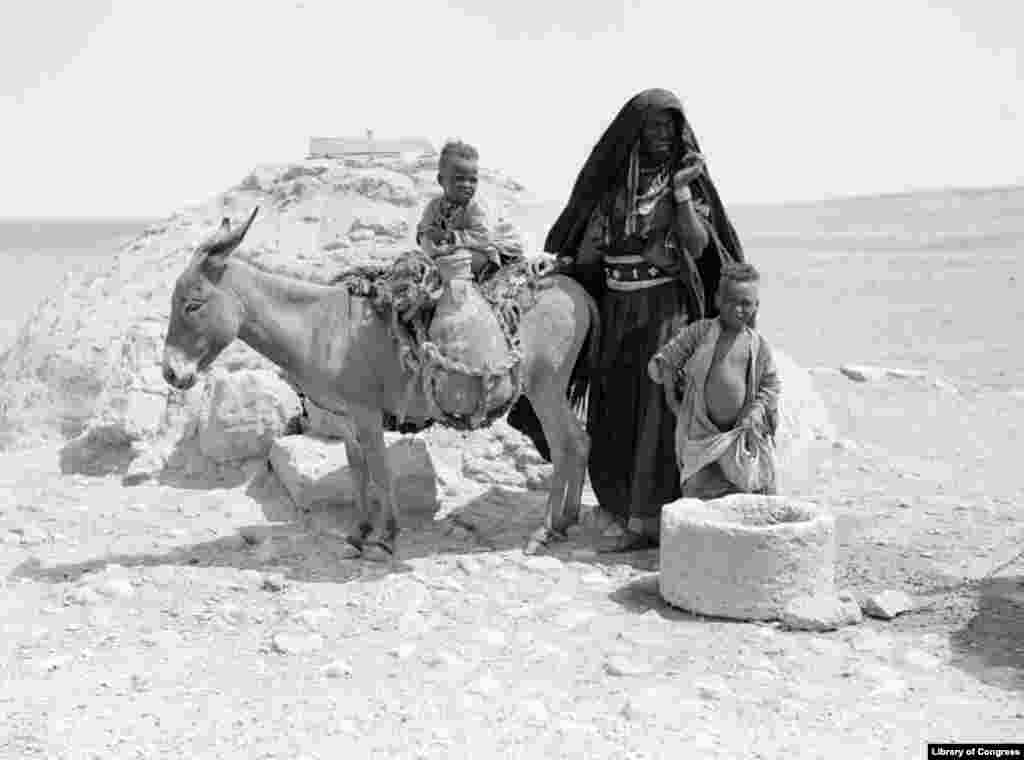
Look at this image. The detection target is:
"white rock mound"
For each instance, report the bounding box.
[0,150,833,494]
[771,348,835,490]
[0,154,540,480]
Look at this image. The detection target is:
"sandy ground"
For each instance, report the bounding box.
[2,243,1023,758]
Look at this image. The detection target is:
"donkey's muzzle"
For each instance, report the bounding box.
[162,363,197,390]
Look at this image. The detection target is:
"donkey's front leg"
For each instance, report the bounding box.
[336,414,374,559]
[349,403,398,562]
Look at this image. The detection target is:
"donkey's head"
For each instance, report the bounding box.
[161,207,258,390]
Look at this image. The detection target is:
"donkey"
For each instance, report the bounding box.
[161,209,598,560]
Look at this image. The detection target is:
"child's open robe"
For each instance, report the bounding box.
[416,197,524,277]
[654,318,780,498]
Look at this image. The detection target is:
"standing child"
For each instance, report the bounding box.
[647,262,780,499]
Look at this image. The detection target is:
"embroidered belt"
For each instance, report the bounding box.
[604,254,674,291]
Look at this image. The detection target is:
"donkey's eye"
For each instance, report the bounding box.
[184,302,204,314]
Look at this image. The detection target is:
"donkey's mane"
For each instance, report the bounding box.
[234,248,409,290]
[234,249,334,283]
[227,249,371,312]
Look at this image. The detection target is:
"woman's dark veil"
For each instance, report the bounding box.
[507,88,745,460]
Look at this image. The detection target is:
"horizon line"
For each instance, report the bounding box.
[1,180,1022,222]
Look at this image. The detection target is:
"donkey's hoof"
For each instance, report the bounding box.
[524,538,545,556]
[337,538,363,560]
[524,527,567,556]
[361,540,395,563]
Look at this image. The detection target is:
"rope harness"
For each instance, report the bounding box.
[331,252,555,431]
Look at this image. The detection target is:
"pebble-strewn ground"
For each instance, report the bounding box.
[1,368,1023,759]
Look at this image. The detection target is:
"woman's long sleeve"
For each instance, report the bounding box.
[673,196,710,259]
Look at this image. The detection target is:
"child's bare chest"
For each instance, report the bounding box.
[709,332,750,378]
[704,331,751,428]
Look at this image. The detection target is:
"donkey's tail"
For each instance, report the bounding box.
[567,288,601,418]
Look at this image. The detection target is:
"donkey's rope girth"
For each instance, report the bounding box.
[332,252,556,430]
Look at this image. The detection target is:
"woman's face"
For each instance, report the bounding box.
[639,110,676,163]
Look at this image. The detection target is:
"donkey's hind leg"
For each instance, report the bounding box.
[523,386,588,555]
[561,399,590,530]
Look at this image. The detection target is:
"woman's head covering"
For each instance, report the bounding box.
[545,88,744,271]
[508,91,748,461]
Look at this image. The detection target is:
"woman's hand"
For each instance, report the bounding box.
[672,152,705,191]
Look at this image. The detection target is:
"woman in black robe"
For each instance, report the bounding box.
[508,88,745,551]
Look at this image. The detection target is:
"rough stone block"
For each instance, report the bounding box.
[860,589,916,620]
[268,434,437,514]
[659,494,836,621]
[781,593,863,631]
[198,369,302,462]
[839,364,888,382]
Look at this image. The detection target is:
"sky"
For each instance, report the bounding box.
[1,0,1021,217]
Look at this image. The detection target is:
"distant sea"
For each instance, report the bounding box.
[0,218,157,352]
[1,183,1021,390]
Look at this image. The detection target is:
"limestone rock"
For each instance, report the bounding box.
[198,369,301,462]
[771,349,836,490]
[884,367,928,380]
[271,632,324,655]
[348,211,408,240]
[899,648,943,671]
[860,589,916,620]
[839,364,928,383]
[268,434,437,513]
[0,148,834,522]
[839,364,889,382]
[326,168,419,207]
[462,453,526,488]
[10,524,48,546]
[604,656,654,677]
[659,494,836,621]
[780,594,863,632]
[94,578,136,599]
[322,660,353,678]
[0,154,538,471]
[261,572,287,592]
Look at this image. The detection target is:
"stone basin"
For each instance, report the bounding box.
[659,494,836,621]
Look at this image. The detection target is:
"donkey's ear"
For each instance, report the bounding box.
[200,207,259,275]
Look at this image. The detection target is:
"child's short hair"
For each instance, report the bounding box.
[439,140,479,171]
[718,262,760,292]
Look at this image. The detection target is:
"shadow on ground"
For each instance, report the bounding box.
[6,463,655,589]
[607,573,701,622]
[949,575,1024,693]
[58,436,136,478]
[58,430,254,490]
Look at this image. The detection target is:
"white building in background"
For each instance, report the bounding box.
[308,130,435,160]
